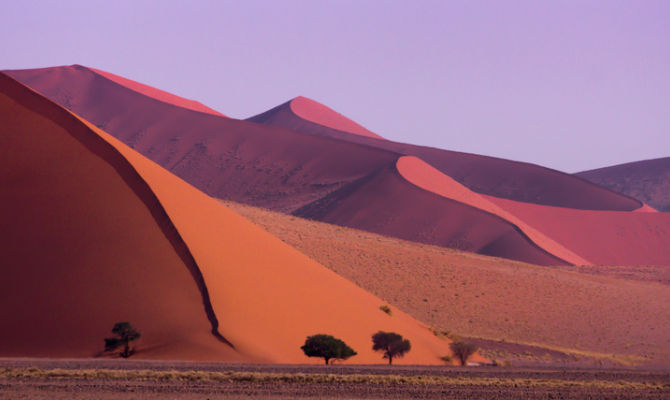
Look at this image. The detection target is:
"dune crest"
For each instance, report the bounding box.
[88,66,226,117]
[396,156,590,265]
[248,96,642,211]
[295,161,567,266]
[634,204,658,213]
[289,96,384,139]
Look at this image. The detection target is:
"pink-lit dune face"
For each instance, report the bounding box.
[248,97,643,212]
[635,204,658,213]
[88,66,227,117]
[485,195,670,266]
[295,159,567,266]
[289,96,384,139]
[0,73,456,364]
[396,156,590,265]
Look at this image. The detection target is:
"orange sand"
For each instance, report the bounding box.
[0,73,454,364]
[0,74,238,361]
[226,200,670,365]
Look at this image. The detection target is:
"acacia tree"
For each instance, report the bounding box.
[450,341,478,366]
[104,322,141,358]
[301,334,357,365]
[371,331,411,365]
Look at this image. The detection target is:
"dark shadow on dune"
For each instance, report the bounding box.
[0,73,234,349]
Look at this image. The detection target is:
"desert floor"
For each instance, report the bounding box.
[1,358,668,400]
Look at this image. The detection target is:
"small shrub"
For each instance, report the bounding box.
[379,305,393,316]
[450,341,478,366]
[104,322,141,358]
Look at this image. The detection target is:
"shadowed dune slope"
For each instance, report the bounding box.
[484,195,670,266]
[294,162,566,266]
[0,74,454,364]
[226,200,670,365]
[248,96,384,140]
[247,98,641,211]
[576,158,670,212]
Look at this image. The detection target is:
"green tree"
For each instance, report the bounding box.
[301,334,357,365]
[371,331,411,365]
[104,322,141,358]
[450,341,478,366]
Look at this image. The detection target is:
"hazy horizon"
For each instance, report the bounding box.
[3,0,669,173]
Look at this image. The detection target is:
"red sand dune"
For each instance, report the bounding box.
[0,73,455,364]
[89,66,226,117]
[635,204,658,213]
[396,156,590,265]
[248,98,641,211]
[250,96,384,139]
[4,65,399,213]
[9,65,667,266]
[294,161,566,266]
[3,65,560,265]
[577,157,670,212]
[485,195,670,266]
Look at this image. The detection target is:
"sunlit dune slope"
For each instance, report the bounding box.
[294,161,566,266]
[247,98,640,211]
[248,96,384,139]
[576,157,670,212]
[484,195,670,266]
[226,200,670,365]
[0,74,454,364]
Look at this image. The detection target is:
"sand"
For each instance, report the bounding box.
[0,73,456,364]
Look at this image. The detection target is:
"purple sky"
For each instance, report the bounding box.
[3,0,669,172]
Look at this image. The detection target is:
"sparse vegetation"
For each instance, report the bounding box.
[301,334,357,365]
[104,322,141,358]
[372,331,411,365]
[1,367,667,390]
[440,355,453,364]
[379,304,393,316]
[450,341,478,366]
